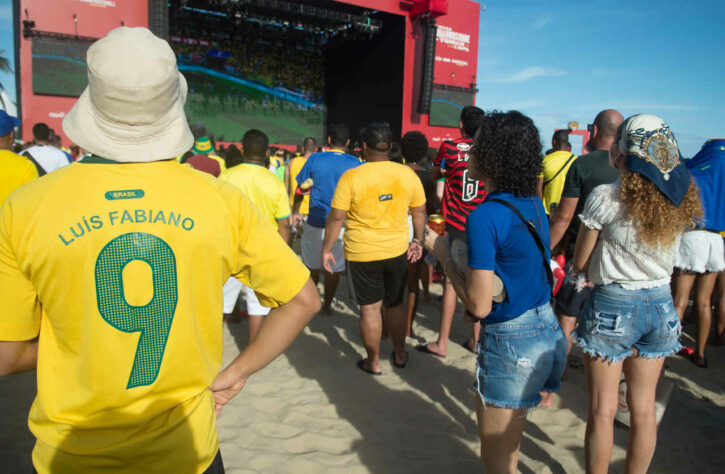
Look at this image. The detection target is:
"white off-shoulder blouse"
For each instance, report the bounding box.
[579,181,680,290]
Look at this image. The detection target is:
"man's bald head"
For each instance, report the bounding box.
[591,109,623,150]
[594,109,623,138]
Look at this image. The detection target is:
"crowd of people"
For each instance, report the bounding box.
[173,38,325,103]
[1,27,724,474]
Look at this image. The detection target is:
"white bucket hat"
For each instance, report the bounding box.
[63,27,193,162]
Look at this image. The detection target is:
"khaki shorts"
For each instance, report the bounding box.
[301,222,345,272]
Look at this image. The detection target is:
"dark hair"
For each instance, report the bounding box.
[303,136,317,153]
[460,106,484,137]
[225,144,244,168]
[362,122,392,152]
[181,150,194,163]
[328,123,350,147]
[389,143,403,163]
[242,129,269,159]
[471,110,542,196]
[400,131,429,164]
[33,123,51,141]
[552,129,570,147]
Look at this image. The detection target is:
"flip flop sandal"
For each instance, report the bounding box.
[691,353,708,368]
[391,351,409,369]
[356,359,382,375]
[415,343,445,358]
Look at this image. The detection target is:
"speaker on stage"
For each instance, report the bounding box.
[148,0,168,39]
[417,19,437,115]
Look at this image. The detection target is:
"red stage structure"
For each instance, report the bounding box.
[15,0,480,148]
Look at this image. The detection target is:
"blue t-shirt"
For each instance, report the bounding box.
[295,150,361,228]
[466,192,551,323]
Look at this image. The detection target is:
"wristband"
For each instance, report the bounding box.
[411,238,423,246]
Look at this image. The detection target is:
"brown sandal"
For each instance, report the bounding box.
[691,353,708,368]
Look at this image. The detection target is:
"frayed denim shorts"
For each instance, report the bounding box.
[573,284,681,363]
[474,303,567,410]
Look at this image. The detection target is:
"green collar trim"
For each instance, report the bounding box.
[78,155,120,164]
[79,155,176,164]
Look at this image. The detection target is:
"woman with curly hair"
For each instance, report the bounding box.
[425,110,567,473]
[572,115,703,474]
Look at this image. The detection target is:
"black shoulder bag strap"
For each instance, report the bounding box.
[490,198,553,290]
[542,153,575,188]
[21,151,47,177]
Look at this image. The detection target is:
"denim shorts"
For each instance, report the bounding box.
[474,303,568,409]
[573,284,681,363]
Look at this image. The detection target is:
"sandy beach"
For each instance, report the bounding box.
[1,275,723,473]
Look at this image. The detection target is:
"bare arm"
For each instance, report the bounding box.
[407,204,426,263]
[291,192,304,228]
[549,197,578,250]
[536,177,543,199]
[283,163,291,195]
[277,218,291,245]
[0,339,39,377]
[573,223,599,273]
[430,165,442,181]
[423,227,491,319]
[292,192,302,216]
[322,208,346,273]
[209,278,320,415]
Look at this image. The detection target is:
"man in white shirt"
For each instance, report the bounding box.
[21,123,71,175]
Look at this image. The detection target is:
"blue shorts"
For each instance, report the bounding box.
[573,284,681,363]
[474,303,568,409]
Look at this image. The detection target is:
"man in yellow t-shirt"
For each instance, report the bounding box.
[219,129,291,341]
[285,137,316,219]
[537,130,577,215]
[0,111,38,203]
[323,123,426,375]
[0,27,319,474]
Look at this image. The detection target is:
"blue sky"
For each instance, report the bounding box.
[474,0,725,157]
[0,1,14,100]
[2,1,723,156]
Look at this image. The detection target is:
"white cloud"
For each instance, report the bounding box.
[488,67,566,83]
[620,104,696,111]
[533,14,553,30]
[497,100,546,110]
[580,103,696,112]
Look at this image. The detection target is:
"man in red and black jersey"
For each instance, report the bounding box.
[417,106,485,357]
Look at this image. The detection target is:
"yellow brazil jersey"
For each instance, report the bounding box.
[219,163,290,229]
[0,157,309,474]
[0,149,38,204]
[541,150,577,214]
[331,161,426,262]
[288,155,310,214]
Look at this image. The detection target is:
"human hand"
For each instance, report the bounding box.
[209,367,247,416]
[322,251,336,274]
[423,226,450,263]
[292,213,303,228]
[407,240,423,263]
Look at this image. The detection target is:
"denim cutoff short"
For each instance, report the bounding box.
[573,284,681,363]
[474,303,567,409]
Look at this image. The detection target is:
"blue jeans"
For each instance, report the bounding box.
[474,303,568,409]
[574,284,681,363]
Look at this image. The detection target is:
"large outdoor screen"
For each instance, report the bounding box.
[429,86,474,128]
[32,37,92,97]
[171,37,325,145]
